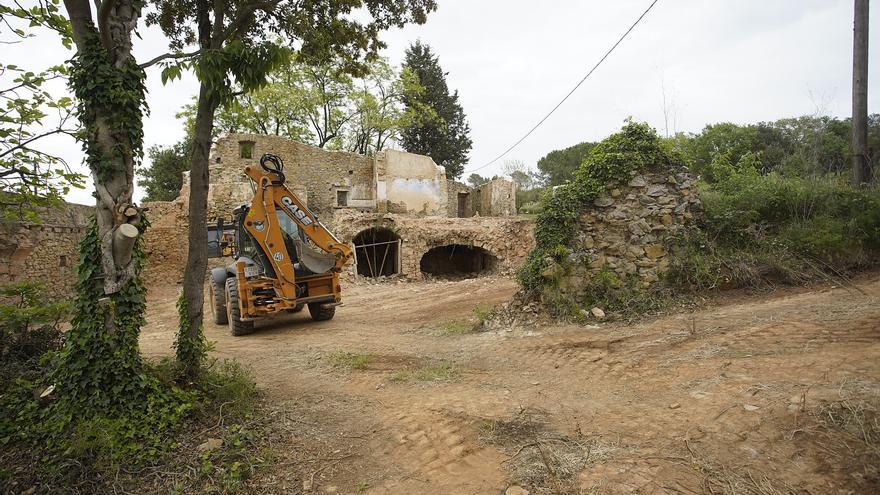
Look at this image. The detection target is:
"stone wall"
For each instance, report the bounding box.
[192,133,376,220]
[445,180,473,218]
[552,171,699,288]
[333,210,535,280]
[141,200,188,286]
[0,202,92,296]
[473,178,517,217]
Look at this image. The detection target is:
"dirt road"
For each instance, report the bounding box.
[140,274,880,494]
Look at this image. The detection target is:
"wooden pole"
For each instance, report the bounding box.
[852,0,871,185]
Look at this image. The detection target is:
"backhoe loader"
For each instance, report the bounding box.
[209,154,352,335]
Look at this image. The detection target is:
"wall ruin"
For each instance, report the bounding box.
[0,202,92,297]
[333,210,534,281]
[546,170,700,292]
[0,134,523,294]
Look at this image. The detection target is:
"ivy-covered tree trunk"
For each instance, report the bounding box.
[55,0,159,408]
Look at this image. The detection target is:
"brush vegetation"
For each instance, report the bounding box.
[522,117,880,319]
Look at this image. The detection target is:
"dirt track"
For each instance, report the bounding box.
[141,274,880,494]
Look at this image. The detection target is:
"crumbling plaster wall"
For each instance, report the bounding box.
[333,210,534,281]
[375,148,448,216]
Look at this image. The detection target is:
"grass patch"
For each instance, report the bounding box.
[390,361,457,383]
[328,351,371,370]
[436,305,496,335]
[439,319,475,335]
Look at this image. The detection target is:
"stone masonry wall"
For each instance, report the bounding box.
[141,200,188,286]
[0,202,92,297]
[333,210,535,281]
[445,180,473,218]
[552,170,700,289]
[195,133,376,221]
[473,178,517,217]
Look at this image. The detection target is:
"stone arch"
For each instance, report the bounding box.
[419,244,498,278]
[352,227,400,278]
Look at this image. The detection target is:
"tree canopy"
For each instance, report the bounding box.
[400,41,472,179]
[177,56,424,155]
[536,141,596,187]
[0,0,83,221]
[137,138,191,202]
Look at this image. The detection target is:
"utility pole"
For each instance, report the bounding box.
[852,0,871,185]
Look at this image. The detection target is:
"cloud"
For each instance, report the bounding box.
[3,0,877,205]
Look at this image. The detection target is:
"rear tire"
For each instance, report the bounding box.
[287,303,305,314]
[308,302,336,321]
[210,278,228,325]
[226,277,254,336]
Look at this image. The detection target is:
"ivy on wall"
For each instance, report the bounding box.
[517,121,678,293]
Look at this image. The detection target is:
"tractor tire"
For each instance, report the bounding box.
[287,303,305,314]
[308,302,336,321]
[210,278,228,325]
[226,277,254,336]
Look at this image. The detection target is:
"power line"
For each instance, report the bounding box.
[466,0,661,174]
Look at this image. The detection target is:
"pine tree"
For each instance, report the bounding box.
[401,41,472,179]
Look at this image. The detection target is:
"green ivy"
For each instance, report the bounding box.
[68,28,146,181]
[0,216,194,466]
[0,30,193,470]
[518,121,677,293]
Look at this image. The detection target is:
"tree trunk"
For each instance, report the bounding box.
[179,82,217,374]
[852,0,871,185]
[56,0,154,407]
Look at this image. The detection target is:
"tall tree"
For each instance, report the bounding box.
[46,0,186,424]
[852,0,871,185]
[147,0,436,375]
[0,2,83,220]
[537,141,595,186]
[190,56,423,154]
[137,138,191,201]
[346,60,425,155]
[400,41,472,179]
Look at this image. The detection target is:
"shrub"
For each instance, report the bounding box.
[0,283,68,363]
[670,171,880,291]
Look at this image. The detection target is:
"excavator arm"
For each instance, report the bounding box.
[240,155,352,300]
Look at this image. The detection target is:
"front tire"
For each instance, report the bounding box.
[210,278,228,325]
[308,302,336,321]
[226,277,254,336]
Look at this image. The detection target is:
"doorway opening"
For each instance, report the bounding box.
[353,228,400,278]
[419,244,497,278]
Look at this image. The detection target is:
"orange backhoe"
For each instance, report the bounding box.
[209,154,352,335]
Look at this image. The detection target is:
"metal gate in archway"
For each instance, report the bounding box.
[352,227,401,278]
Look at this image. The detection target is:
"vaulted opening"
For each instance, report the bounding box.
[353,227,400,278]
[419,244,497,278]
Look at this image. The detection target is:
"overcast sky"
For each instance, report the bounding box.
[6,0,879,205]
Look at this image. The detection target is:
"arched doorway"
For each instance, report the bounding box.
[353,228,400,278]
[419,244,497,278]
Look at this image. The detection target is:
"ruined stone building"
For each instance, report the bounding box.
[1,134,532,294]
[177,134,531,282]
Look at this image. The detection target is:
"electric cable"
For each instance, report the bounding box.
[466,0,660,174]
